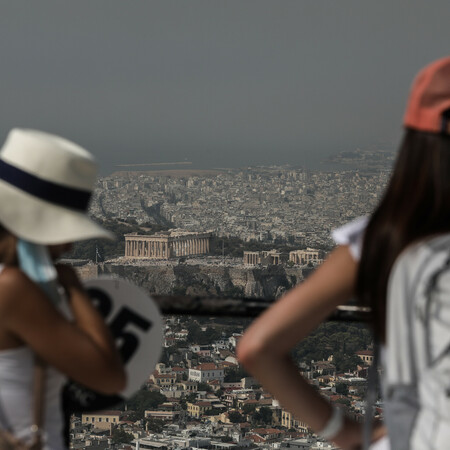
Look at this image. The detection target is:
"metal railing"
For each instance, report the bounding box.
[152,294,371,322]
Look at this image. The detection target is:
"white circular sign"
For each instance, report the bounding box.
[84,277,163,397]
[63,277,163,414]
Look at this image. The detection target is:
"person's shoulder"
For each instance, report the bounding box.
[0,267,40,308]
[0,266,34,286]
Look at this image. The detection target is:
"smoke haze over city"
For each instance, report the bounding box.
[0,1,449,174]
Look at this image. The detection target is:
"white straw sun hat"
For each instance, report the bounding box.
[0,128,113,244]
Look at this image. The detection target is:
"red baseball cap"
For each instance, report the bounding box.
[403,56,450,134]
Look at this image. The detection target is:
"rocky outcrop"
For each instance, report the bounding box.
[98,263,303,300]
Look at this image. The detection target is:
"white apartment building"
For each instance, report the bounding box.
[188,363,224,383]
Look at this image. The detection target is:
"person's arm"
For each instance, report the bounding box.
[0,265,126,394]
[237,246,364,449]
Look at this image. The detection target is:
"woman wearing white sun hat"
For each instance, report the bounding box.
[0,129,126,449]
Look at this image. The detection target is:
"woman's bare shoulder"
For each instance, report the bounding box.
[0,267,42,311]
[0,266,39,290]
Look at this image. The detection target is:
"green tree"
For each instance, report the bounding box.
[216,388,224,398]
[185,392,197,403]
[197,382,212,392]
[335,383,349,395]
[228,411,244,423]
[186,322,202,343]
[126,390,167,417]
[224,366,248,382]
[252,407,272,425]
[242,404,256,415]
[111,428,134,445]
[180,399,187,410]
[333,353,361,373]
[146,418,164,433]
[259,407,272,424]
[204,408,222,416]
[124,411,141,422]
[186,322,222,345]
[292,322,372,366]
[335,398,351,407]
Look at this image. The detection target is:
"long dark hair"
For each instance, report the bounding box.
[356,129,450,341]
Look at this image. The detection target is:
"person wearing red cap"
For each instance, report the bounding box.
[237,56,450,450]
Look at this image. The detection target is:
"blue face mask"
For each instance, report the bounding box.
[16,239,61,305]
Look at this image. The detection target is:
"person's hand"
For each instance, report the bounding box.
[55,264,83,293]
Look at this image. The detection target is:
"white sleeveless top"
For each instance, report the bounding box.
[0,266,68,449]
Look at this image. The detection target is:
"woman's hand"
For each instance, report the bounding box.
[55,264,83,293]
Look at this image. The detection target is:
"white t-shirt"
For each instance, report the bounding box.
[332,216,368,261]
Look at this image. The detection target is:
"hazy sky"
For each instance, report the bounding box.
[0,1,449,174]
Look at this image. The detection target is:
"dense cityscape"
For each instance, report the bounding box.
[90,148,393,250]
[70,148,393,449]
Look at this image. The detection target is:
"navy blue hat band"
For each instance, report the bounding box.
[0,159,91,211]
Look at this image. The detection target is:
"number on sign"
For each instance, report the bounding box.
[87,287,112,318]
[86,288,152,363]
[110,307,152,363]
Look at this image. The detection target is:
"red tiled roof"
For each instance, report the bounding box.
[222,361,237,367]
[247,435,265,443]
[356,350,373,356]
[195,363,220,371]
[251,428,282,435]
[88,410,121,416]
[242,399,259,405]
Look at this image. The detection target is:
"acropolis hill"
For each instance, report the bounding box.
[96,259,306,299]
[72,154,394,289]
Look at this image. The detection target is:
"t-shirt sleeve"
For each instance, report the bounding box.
[331,216,368,262]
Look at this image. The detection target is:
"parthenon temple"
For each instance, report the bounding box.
[124,230,211,259]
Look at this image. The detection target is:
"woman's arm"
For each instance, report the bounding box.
[237,246,364,449]
[0,265,126,394]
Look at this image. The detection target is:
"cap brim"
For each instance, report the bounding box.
[0,180,114,244]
